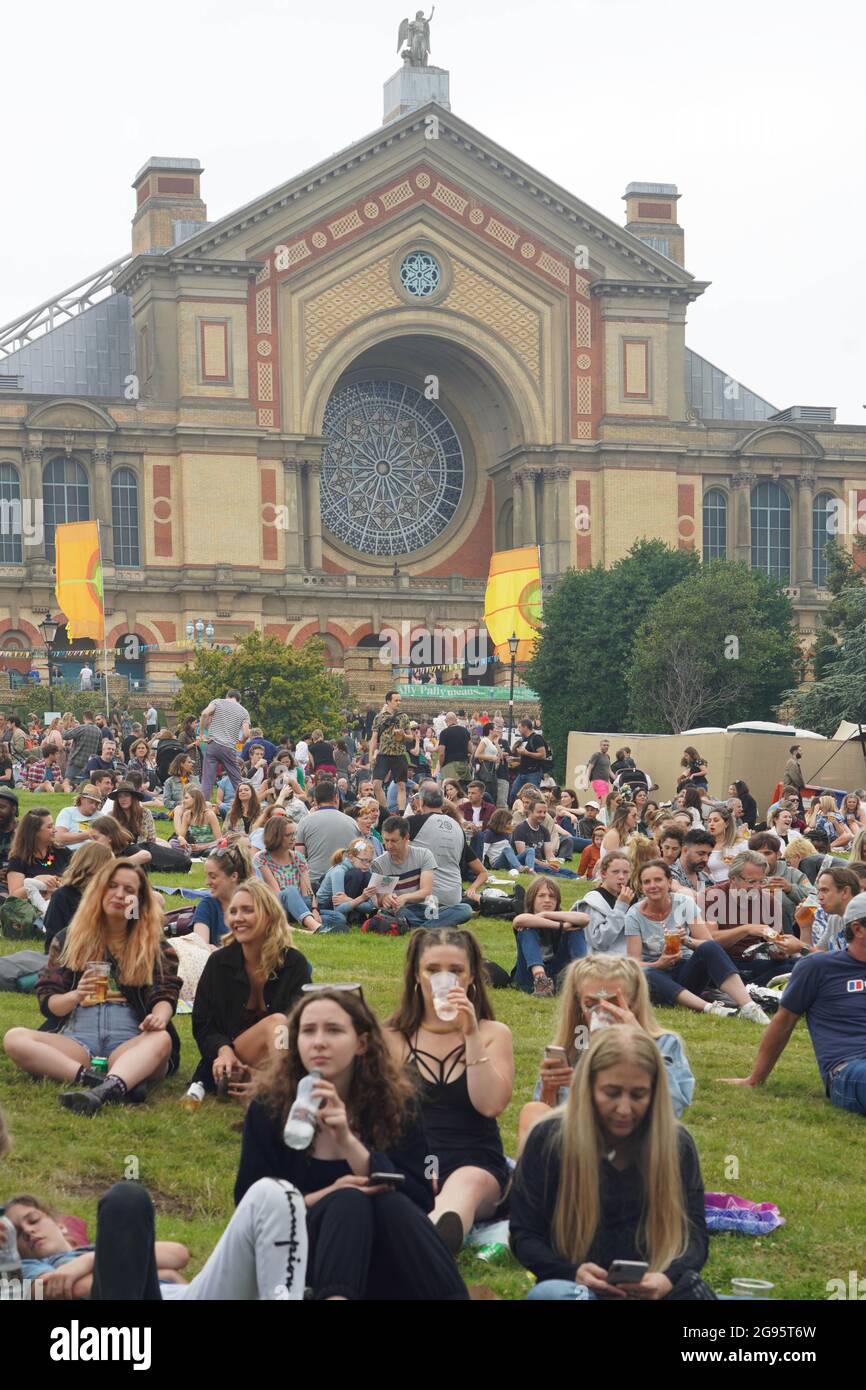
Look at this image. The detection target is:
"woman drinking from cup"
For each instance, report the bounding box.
[385,928,513,1256]
[234,987,469,1300]
[516,955,695,1153]
[510,1027,711,1301]
[3,860,180,1115]
[624,860,770,1022]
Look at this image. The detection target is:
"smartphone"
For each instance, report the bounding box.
[544,1045,569,1063]
[607,1260,649,1285]
[368,1172,405,1186]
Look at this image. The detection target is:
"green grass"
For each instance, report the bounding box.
[0,792,862,1298]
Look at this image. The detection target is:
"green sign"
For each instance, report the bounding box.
[397,683,539,702]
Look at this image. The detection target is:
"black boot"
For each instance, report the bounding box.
[59,1074,128,1117]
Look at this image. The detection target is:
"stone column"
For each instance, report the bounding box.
[796,467,816,586]
[540,467,558,570]
[305,461,323,571]
[282,458,303,569]
[521,469,538,548]
[555,468,573,573]
[511,471,525,545]
[93,448,113,560]
[732,472,753,565]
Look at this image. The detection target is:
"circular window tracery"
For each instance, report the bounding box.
[321,379,465,557]
[399,250,441,298]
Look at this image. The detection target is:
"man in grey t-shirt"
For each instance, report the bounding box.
[372,813,477,929]
[294,781,358,888]
[199,689,251,797]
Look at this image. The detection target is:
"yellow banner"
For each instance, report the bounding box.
[482,546,543,664]
[55,521,104,644]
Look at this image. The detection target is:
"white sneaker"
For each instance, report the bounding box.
[703,1001,736,1017]
[738,1001,771,1025]
[508,868,520,877]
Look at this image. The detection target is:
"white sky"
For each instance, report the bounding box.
[2,0,864,422]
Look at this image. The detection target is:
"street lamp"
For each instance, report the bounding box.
[507,632,519,750]
[186,619,216,648]
[38,617,58,690]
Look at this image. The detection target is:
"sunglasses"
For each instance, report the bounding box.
[301,982,364,999]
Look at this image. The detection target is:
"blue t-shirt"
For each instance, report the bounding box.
[780,949,866,1085]
[193,895,227,946]
[21,1246,95,1280]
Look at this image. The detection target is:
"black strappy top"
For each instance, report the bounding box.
[405,1033,509,1190]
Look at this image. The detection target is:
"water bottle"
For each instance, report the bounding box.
[283,1069,323,1150]
[424,894,439,922]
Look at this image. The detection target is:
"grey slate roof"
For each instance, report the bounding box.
[685,346,777,422]
[0,294,134,398]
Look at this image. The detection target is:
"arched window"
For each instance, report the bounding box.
[0,464,23,564]
[112,468,140,567]
[751,481,791,580]
[702,488,727,561]
[42,457,90,562]
[812,491,835,588]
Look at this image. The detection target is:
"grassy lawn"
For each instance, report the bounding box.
[0,792,862,1299]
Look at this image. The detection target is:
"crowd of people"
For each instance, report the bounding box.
[0,708,864,1302]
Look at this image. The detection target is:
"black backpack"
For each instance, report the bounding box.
[479,883,526,919]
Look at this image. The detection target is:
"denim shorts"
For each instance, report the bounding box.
[62,1001,141,1058]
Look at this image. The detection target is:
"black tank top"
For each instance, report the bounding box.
[405,1033,508,1183]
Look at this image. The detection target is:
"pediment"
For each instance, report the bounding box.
[738,426,823,459]
[25,399,118,432]
[170,105,699,295]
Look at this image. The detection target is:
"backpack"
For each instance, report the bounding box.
[360,913,410,937]
[479,884,526,920]
[0,897,42,940]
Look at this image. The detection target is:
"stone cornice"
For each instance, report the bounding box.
[113,255,261,296]
[590,278,710,303]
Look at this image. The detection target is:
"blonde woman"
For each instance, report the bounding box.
[625,833,658,894]
[511,1027,710,1301]
[807,794,852,850]
[600,804,637,861]
[516,955,695,1153]
[599,790,622,828]
[43,840,114,949]
[706,807,742,882]
[189,878,312,1096]
[3,859,180,1116]
[172,788,221,856]
[784,835,821,870]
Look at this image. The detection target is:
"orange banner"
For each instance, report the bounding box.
[55,521,104,643]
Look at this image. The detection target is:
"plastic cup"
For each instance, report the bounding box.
[663,928,683,956]
[84,961,111,1005]
[730,1278,775,1299]
[430,971,459,1021]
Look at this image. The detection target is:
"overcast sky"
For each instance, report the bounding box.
[2,0,863,422]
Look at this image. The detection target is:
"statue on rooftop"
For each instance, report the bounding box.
[397,7,434,67]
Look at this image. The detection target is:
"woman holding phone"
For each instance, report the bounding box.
[510,1027,711,1300]
[516,954,695,1153]
[234,987,468,1300]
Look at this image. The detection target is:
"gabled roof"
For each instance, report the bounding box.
[170,102,701,289]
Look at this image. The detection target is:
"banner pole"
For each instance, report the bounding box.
[95,520,110,721]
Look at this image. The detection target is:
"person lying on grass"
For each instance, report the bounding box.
[3,859,180,1116]
[516,954,695,1154]
[385,928,513,1257]
[234,987,469,1301]
[510,1026,711,1301]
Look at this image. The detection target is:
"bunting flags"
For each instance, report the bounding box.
[54,521,105,643]
[482,546,543,664]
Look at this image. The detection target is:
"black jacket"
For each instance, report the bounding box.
[509,1115,708,1289]
[192,939,312,1089]
[234,1095,434,1213]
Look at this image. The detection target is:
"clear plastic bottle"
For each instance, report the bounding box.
[0,1214,22,1281]
[283,1069,323,1150]
[424,894,439,922]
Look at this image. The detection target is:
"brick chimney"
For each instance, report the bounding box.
[623,183,684,266]
[132,158,207,256]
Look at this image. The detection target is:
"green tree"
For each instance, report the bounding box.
[625,561,800,734]
[527,540,698,776]
[174,631,343,738]
[786,583,866,735]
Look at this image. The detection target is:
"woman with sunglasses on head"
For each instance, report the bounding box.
[254,814,322,934]
[385,928,514,1255]
[190,879,312,1098]
[234,986,468,1300]
[192,841,255,946]
[225,781,260,836]
[3,860,180,1116]
[346,797,383,853]
[517,955,695,1155]
[510,1027,710,1301]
